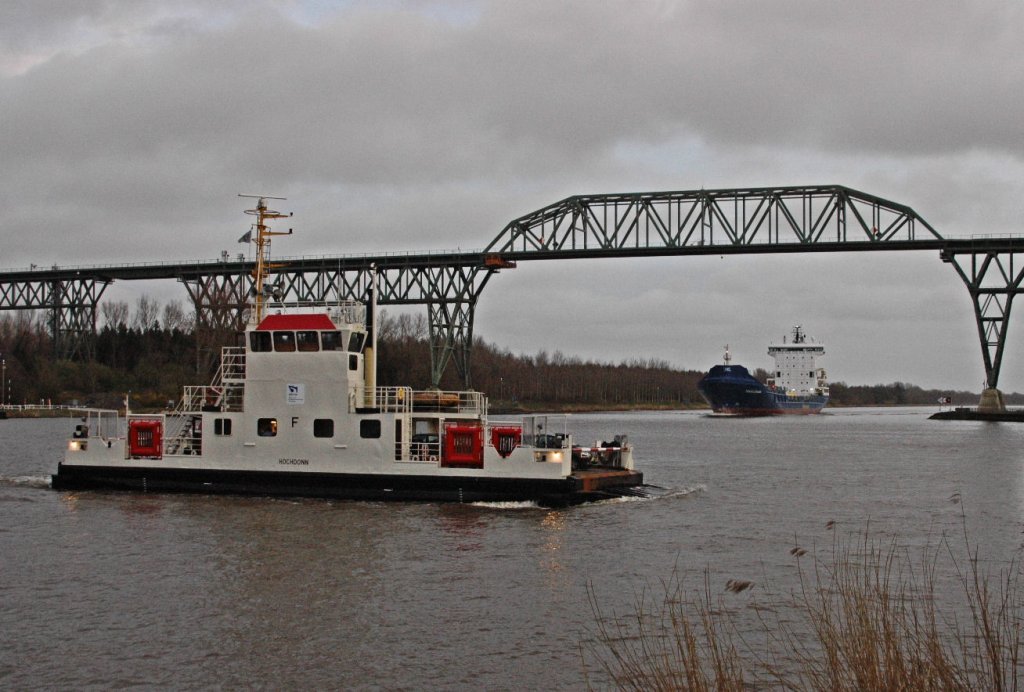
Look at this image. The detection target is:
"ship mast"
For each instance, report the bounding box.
[240,195,292,324]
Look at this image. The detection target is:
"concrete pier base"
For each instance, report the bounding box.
[978,387,1006,413]
[930,387,1024,421]
[930,387,1024,420]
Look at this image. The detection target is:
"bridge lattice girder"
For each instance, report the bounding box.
[485,185,943,254]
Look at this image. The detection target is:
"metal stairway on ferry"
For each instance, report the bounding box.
[163,346,246,455]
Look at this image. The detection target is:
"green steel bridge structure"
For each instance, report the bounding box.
[2,185,1022,408]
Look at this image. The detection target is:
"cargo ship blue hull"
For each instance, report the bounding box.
[698,364,827,415]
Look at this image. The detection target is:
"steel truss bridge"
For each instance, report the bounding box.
[2,185,1023,402]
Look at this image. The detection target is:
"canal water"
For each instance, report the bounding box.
[2,409,1022,689]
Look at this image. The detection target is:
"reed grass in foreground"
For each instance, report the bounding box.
[584,525,1022,690]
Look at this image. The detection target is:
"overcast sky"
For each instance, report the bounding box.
[3,0,1023,392]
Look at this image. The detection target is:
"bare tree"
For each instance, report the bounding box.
[161,300,190,332]
[133,295,160,330]
[100,300,130,329]
[396,313,428,341]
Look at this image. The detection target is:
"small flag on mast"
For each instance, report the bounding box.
[238,230,252,244]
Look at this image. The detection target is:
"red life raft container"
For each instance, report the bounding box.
[442,422,483,468]
[490,425,522,458]
[128,419,163,459]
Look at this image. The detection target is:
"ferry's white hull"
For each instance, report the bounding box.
[55,407,640,506]
[51,462,638,506]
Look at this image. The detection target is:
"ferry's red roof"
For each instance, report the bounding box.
[256,313,337,331]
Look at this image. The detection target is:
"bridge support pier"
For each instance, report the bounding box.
[425,267,496,389]
[181,274,251,375]
[48,278,110,360]
[978,387,1006,413]
[428,302,475,388]
[942,247,1024,411]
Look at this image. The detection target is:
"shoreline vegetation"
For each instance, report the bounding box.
[0,301,1017,413]
[584,521,1023,689]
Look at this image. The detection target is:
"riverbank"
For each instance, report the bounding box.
[0,405,79,419]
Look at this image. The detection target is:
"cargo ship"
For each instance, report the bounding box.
[52,197,643,506]
[698,326,828,415]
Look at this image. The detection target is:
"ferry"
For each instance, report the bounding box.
[51,197,643,506]
[697,326,829,415]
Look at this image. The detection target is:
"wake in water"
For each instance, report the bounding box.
[470,500,542,510]
[602,483,706,503]
[470,484,705,510]
[0,474,52,490]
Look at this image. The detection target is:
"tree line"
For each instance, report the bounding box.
[0,298,196,409]
[0,297,1008,410]
[371,312,999,409]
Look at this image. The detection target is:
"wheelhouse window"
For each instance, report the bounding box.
[313,419,334,438]
[321,330,343,351]
[297,330,320,352]
[273,331,296,352]
[258,418,277,437]
[348,332,366,353]
[250,331,272,352]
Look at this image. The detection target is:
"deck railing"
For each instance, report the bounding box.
[181,384,244,413]
[358,388,484,416]
[220,347,246,382]
[68,408,123,440]
[408,390,484,415]
[163,414,196,455]
[370,387,413,413]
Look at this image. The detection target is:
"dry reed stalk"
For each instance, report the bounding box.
[585,570,746,690]
[584,520,1023,690]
